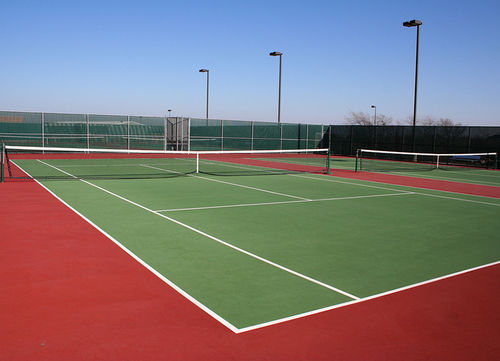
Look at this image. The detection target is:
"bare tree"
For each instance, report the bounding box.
[436,118,462,127]
[345,111,393,125]
[375,114,393,126]
[401,116,461,126]
[419,116,436,126]
[345,111,372,125]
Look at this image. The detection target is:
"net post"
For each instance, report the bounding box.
[196,153,200,173]
[495,153,498,170]
[1,143,4,183]
[436,155,440,169]
[326,148,332,174]
[325,125,332,174]
[355,149,361,172]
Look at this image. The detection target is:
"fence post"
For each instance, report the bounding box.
[433,127,437,153]
[41,112,44,149]
[349,126,354,155]
[297,123,301,149]
[187,118,191,152]
[127,115,130,150]
[251,121,254,150]
[306,124,309,149]
[401,127,405,151]
[163,117,167,151]
[328,126,333,173]
[86,114,90,149]
[467,127,472,152]
[221,120,224,151]
[176,118,179,151]
[181,117,184,151]
[280,123,283,150]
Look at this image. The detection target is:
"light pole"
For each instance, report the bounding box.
[370,105,377,126]
[269,51,283,123]
[403,19,422,151]
[199,69,209,119]
[168,109,172,118]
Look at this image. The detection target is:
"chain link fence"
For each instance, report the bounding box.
[2,111,498,156]
[189,118,326,151]
[0,111,190,151]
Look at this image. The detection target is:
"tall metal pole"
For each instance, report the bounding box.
[412,24,420,151]
[199,69,210,119]
[278,54,282,124]
[403,19,422,152]
[270,52,283,123]
[206,71,209,119]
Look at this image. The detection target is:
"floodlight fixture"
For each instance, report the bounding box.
[403,19,422,27]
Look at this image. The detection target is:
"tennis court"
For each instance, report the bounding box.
[4,147,499,336]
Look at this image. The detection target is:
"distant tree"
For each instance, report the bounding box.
[345,111,393,125]
[419,116,436,126]
[436,118,462,127]
[345,111,372,125]
[375,114,393,126]
[402,116,461,126]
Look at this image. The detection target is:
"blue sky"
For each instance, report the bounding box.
[1,0,499,125]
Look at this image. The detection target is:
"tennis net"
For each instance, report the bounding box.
[1,145,331,182]
[355,149,498,172]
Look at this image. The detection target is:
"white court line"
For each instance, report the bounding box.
[154,192,415,212]
[141,163,311,201]
[36,160,360,298]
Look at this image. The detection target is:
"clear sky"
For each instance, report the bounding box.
[1,0,499,125]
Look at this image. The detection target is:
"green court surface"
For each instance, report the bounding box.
[11,158,500,330]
